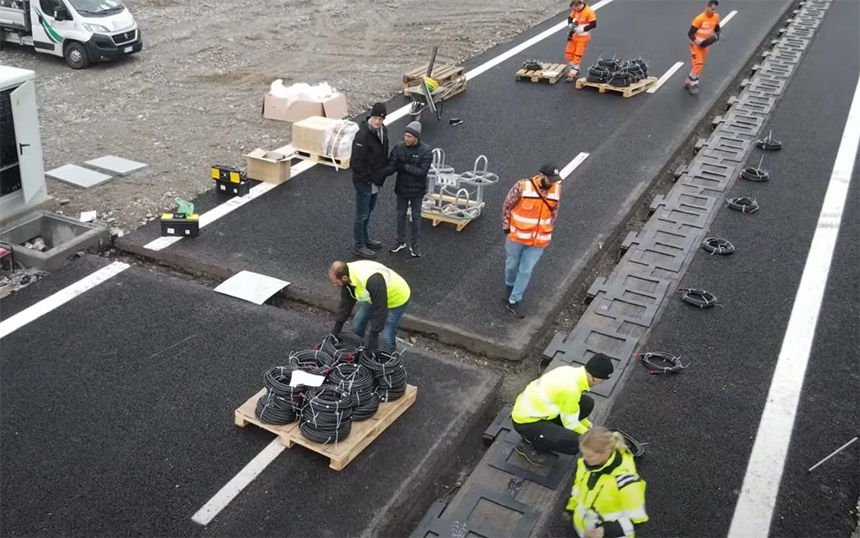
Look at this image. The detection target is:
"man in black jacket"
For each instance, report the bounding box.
[387,121,433,258]
[351,102,391,258]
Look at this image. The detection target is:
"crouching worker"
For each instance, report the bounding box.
[566,427,648,538]
[510,354,615,465]
[329,260,411,352]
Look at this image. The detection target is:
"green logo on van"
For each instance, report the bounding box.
[34,8,64,43]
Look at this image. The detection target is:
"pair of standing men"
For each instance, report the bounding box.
[351,103,433,259]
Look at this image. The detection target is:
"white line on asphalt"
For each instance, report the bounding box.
[560,152,590,180]
[727,73,860,538]
[146,0,616,253]
[721,10,738,28]
[191,440,286,526]
[647,61,685,93]
[0,261,130,339]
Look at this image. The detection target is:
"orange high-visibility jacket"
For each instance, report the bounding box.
[508,177,561,247]
[691,11,720,44]
[569,5,597,41]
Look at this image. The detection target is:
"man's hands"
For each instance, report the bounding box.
[503,229,510,235]
[585,527,605,538]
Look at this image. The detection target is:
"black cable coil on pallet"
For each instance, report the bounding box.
[726,197,760,213]
[288,349,336,376]
[679,288,719,308]
[327,362,381,420]
[636,351,689,375]
[360,349,408,401]
[522,59,543,71]
[255,366,303,425]
[319,333,364,364]
[702,236,736,255]
[299,385,354,444]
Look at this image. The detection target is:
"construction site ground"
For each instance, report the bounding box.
[118,0,792,360]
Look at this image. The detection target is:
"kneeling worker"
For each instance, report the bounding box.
[329,260,411,352]
[510,354,615,465]
[566,427,648,538]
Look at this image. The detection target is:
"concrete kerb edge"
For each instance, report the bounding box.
[529,0,813,536]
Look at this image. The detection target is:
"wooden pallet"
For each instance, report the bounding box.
[234,384,418,471]
[515,63,569,84]
[403,75,467,100]
[421,210,474,232]
[402,61,465,92]
[574,76,658,98]
[278,144,350,170]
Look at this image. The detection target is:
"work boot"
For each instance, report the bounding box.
[409,245,422,258]
[353,246,376,258]
[514,439,550,466]
[366,238,382,250]
[566,70,578,83]
[505,301,526,319]
[389,241,408,254]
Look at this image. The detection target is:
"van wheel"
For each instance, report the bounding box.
[64,42,90,69]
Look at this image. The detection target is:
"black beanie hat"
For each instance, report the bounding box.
[370,102,387,119]
[585,353,614,379]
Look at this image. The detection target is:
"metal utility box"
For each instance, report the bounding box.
[0,65,49,225]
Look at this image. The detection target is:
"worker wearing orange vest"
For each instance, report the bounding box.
[685,0,722,95]
[565,0,598,83]
[501,164,562,319]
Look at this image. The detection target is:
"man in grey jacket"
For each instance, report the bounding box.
[386,121,433,258]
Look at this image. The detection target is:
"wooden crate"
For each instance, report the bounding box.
[574,76,658,98]
[234,384,418,471]
[277,144,350,170]
[402,61,465,92]
[515,62,568,84]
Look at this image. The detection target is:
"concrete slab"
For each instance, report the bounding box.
[118,0,791,361]
[213,270,290,305]
[0,255,500,537]
[45,164,113,188]
[84,155,148,176]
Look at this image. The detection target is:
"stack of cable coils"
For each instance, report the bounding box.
[328,362,380,420]
[360,349,408,402]
[299,385,354,443]
[255,366,303,425]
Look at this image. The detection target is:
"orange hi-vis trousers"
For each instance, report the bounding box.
[565,38,589,69]
[690,41,708,76]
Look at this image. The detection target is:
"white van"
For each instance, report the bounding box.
[0,0,141,69]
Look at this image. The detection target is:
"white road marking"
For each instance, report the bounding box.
[147,0,617,253]
[727,73,860,538]
[721,10,738,28]
[647,62,685,93]
[560,152,590,180]
[0,261,130,339]
[191,440,286,526]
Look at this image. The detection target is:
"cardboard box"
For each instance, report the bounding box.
[244,148,291,184]
[291,116,341,155]
[263,93,348,123]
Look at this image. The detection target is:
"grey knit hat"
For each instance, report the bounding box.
[404,121,422,138]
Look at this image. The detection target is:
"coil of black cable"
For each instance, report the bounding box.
[288,349,336,376]
[637,351,689,375]
[328,362,381,420]
[679,288,719,308]
[299,385,353,444]
[612,428,646,458]
[359,349,408,401]
[255,366,303,425]
[702,236,736,255]
[739,166,770,182]
[756,137,783,151]
[319,333,365,364]
[726,197,760,213]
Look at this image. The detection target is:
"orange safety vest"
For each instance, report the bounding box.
[569,5,597,41]
[691,11,720,44]
[508,176,561,247]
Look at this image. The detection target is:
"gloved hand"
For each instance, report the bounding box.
[503,228,510,235]
[367,331,380,351]
[575,24,587,34]
[567,22,575,31]
[700,35,717,47]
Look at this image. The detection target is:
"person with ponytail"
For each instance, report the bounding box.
[565,426,648,538]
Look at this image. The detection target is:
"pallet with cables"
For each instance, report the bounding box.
[574,76,658,98]
[515,62,569,84]
[234,384,418,470]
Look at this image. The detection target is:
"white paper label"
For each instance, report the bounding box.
[290,370,326,387]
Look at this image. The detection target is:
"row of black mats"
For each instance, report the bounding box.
[160,164,250,238]
[585,57,650,87]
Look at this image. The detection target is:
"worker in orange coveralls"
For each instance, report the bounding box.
[685,0,722,94]
[565,0,597,83]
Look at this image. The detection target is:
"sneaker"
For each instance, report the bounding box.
[409,245,422,258]
[566,72,577,83]
[389,242,408,253]
[513,439,549,466]
[353,246,377,258]
[366,238,382,250]
[506,301,525,319]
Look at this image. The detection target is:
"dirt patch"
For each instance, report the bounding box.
[0,0,564,233]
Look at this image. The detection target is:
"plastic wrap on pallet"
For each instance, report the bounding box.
[321,120,359,159]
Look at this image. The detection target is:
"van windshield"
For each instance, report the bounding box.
[68,0,125,16]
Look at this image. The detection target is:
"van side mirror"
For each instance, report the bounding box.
[54,6,70,20]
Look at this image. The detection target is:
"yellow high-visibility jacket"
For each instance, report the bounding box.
[510,365,592,434]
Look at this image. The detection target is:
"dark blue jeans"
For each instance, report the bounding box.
[353,300,409,351]
[353,182,378,249]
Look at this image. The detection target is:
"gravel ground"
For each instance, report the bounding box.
[0,0,563,233]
